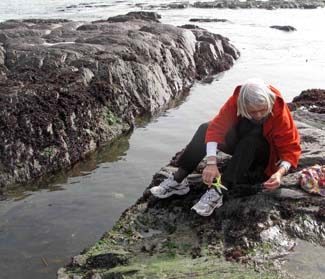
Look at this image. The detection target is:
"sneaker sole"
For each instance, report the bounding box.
[151,187,190,199]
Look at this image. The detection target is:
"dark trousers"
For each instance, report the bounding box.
[174,120,270,189]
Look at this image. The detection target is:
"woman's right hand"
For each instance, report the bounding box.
[202,165,220,187]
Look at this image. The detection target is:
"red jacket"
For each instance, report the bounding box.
[205,85,301,177]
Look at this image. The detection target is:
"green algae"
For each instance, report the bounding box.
[63,227,282,279]
[59,170,325,279]
[102,255,280,279]
[104,109,122,126]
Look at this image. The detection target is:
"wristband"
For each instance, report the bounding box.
[206,160,216,165]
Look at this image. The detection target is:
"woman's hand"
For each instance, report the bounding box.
[202,165,220,187]
[263,166,286,191]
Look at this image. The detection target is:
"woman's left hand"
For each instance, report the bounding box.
[263,172,282,190]
[263,166,287,190]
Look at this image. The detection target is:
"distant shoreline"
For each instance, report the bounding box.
[139,0,325,10]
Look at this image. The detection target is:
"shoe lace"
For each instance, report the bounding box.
[201,188,219,203]
[160,175,176,190]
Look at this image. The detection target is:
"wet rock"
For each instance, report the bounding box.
[0,12,239,190]
[86,252,129,269]
[163,2,191,9]
[181,26,240,79]
[292,112,325,167]
[141,2,190,10]
[190,245,202,258]
[107,11,161,23]
[89,274,102,279]
[287,89,325,113]
[192,0,324,9]
[178,24,203,30]
[270,25,297,31]
[70,255,88,267]
[189,18,230,23]
[274,187,311,200]
[57,268,71,279]
[224,246,246,262]
[59,3,114,12]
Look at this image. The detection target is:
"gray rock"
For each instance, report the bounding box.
[107,11,161,23]
[189,18,230,23]
[57,268,70,279]
[192,0,324,9]
[274,188,311,200]
[270,25,297,32]
[0,13,239,190]
[86,252,129,269]
[293,111,325,167]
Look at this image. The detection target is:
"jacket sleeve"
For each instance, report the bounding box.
[205,88,239,144]
[271,98,301,168]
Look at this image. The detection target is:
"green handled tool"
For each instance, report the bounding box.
[204,176,228,191]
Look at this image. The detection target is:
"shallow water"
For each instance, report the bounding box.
[283,240,325,278]
[0,2,325,279]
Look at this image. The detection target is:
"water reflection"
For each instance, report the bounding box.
[0,96,191,279]
[2,133,132,201]
[0,131,135,279]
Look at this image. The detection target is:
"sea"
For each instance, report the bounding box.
[0,1,324,278]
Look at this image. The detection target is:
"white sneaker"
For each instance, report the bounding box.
[150,174,190,198]
[191,188,223,216]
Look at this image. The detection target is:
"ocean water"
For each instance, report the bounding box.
[0,0,193,22]
[0,1,325,279]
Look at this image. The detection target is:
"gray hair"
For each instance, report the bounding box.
[237,78,276,119]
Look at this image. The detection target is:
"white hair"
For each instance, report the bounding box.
[237,78,276,119]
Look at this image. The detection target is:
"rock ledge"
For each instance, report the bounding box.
[0,12,239,190]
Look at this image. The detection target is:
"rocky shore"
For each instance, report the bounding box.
[139,0,325,10]
[0,12,239,191]
[57,91,325,279]
[192,0,325,9]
